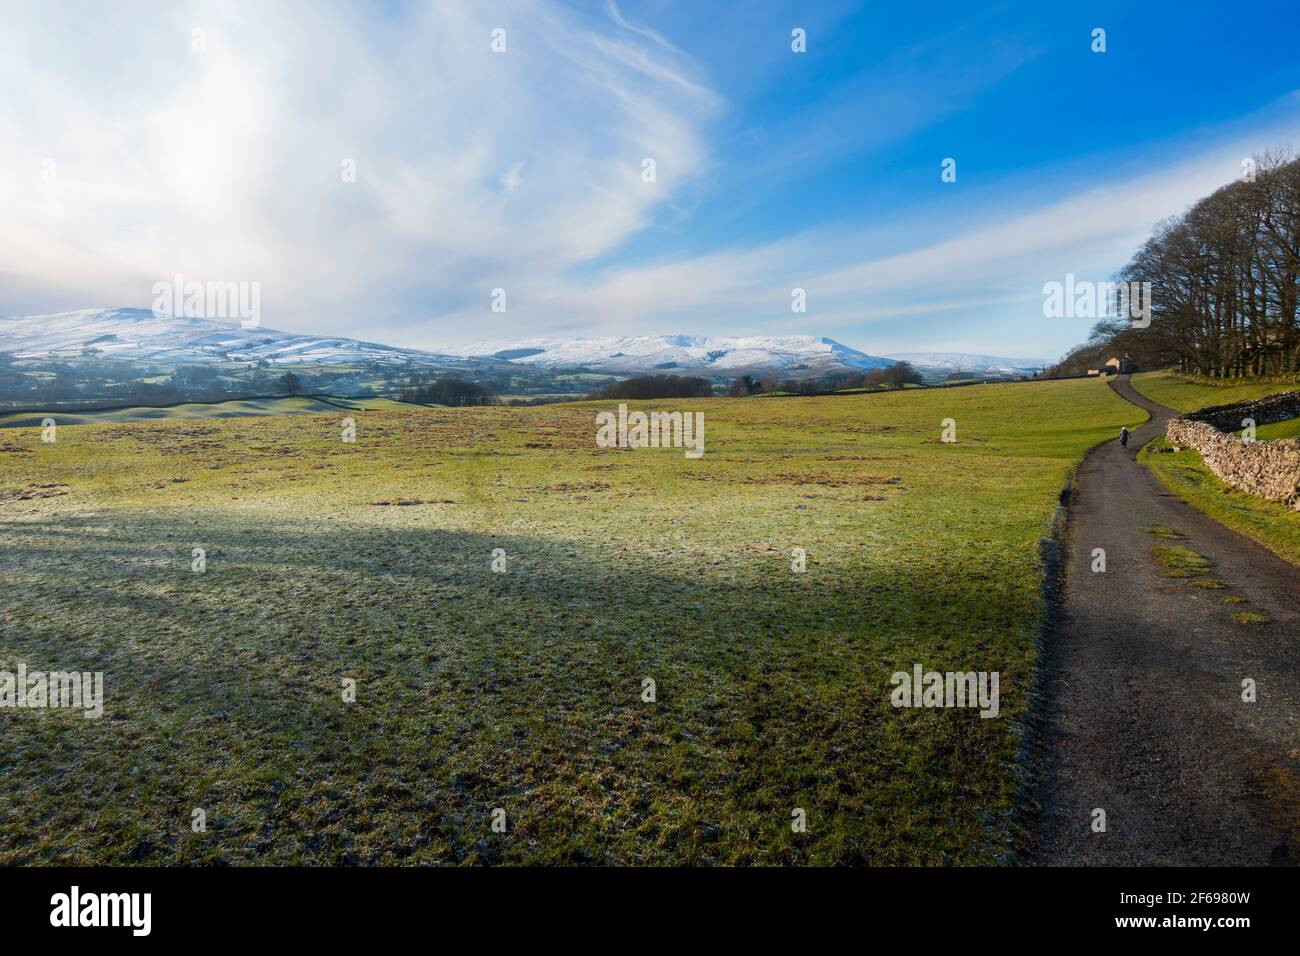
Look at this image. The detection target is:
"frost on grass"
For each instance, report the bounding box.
[0,379,1134,864]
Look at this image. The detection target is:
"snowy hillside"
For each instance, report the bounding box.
[0,311,1048,381]
[0,308,458,366]
[452,334,896,375]
[882,352,1050,376]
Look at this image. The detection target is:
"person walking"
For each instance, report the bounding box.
[1119,425,1130,448]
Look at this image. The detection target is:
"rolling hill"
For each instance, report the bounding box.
[0,308,473,367]
[452,334,897,376]
[0,310,1052,398]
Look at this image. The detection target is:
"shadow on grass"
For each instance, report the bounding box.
[0,509,1031,866]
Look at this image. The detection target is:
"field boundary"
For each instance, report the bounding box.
[749,376,1070,401]
[1139,439,1300,566]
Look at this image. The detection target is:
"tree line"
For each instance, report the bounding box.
[728,362,924,395]
[588,374,714,400]
[397,376,492,405]
[1053,149,1299,377]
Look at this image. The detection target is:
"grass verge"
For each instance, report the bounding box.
[1140,438,1300,567]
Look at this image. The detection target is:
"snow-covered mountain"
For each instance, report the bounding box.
[0,310,1046,381]
[0,308,465,367]
[452,335,896,375]
[882,352,1050,376]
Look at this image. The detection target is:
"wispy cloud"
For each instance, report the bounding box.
[0,0,715,341]
[605,0,682,55]
[423,107,1299,358]
[1,1,1296,362]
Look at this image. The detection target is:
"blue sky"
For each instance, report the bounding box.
[2,0,1299,360]
[624,0,1297,252]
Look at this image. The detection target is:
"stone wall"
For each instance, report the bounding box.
[1183,391,1300,432]
[1165,391,1300,510]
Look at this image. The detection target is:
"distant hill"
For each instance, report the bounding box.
[0,308,477,368]
[0,311,1048,393]
[451,334,897,377]
[881,352,1050,378]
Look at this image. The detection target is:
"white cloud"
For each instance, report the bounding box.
[0,0,716,340]
[500,162,526,193]
[422,108,1299,357]
[1,1,1296,361]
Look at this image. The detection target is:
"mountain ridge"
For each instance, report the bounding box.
[0,308,463,366]
[0,309,1049,379]
[880,352,1050,375]
[449,333,897,375]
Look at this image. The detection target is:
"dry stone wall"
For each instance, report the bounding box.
[1164,391,1300,510]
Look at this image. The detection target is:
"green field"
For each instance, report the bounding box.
[0,395,414,429]
[1255,417,1300,440]
[1129,370,1300,413]
[0,377,1132,864]
[1216,417,1300,441]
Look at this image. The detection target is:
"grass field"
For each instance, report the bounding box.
[1255,417,1300,440]
[0,395,413,429]
[1129,370,1300,413]
[0,377,1132,864]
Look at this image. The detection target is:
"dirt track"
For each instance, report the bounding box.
[1034,374,1300,865]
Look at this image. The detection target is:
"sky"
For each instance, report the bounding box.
[1,0,1299,362]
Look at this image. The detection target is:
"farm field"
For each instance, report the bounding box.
[1129,370,1299,413]
[0,377,1132,864]
[0,395,414,429]
[1256,417,1300,440]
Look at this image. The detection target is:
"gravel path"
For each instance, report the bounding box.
[1034,374,1300,865]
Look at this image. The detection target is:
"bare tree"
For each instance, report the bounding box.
[883,361,923,389]
[1104,149,1300,377]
